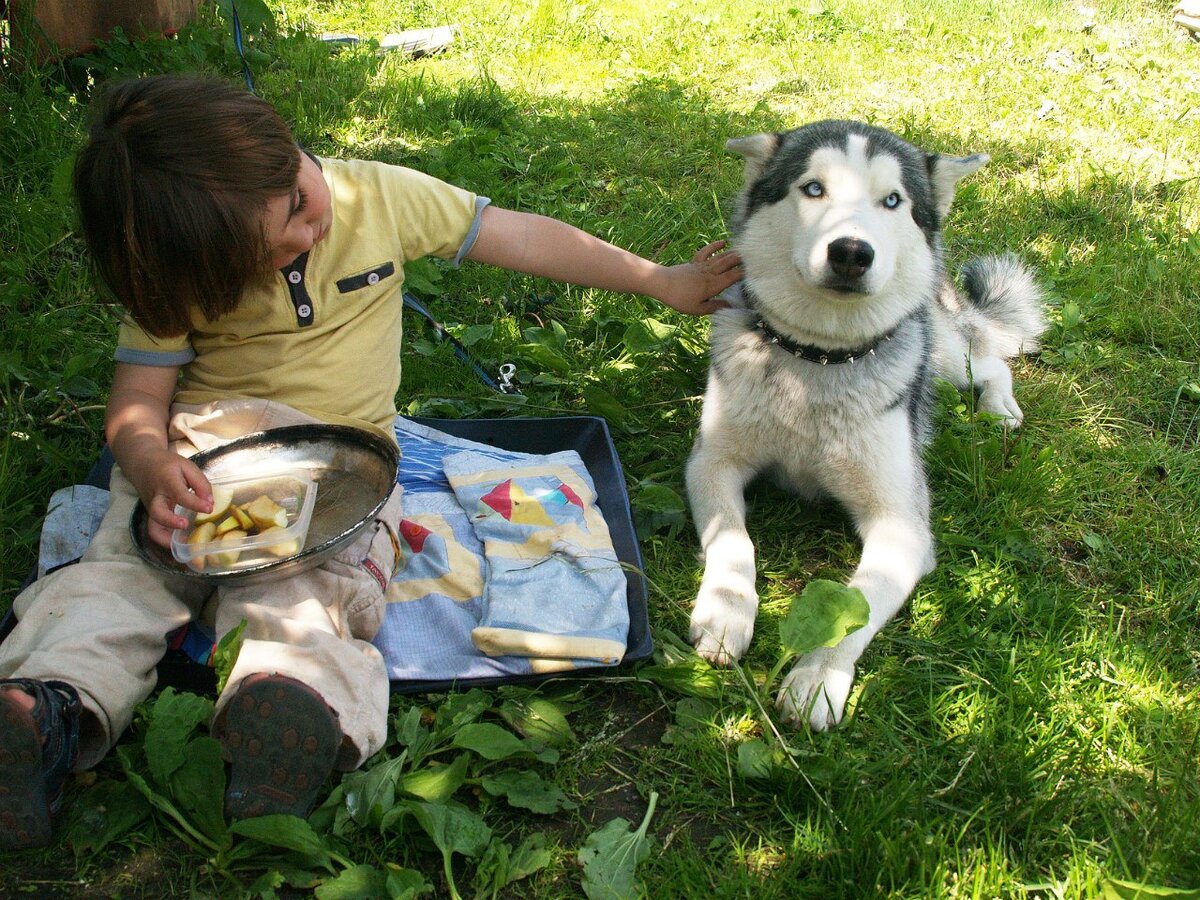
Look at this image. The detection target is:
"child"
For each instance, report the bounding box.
[0,73,741,849]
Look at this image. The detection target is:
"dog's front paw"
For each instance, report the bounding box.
[690,585,758,666]
[776,647,856,731]
[979,385,1024,429]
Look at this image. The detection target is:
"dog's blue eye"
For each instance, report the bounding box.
[801,181,824,198]
[883,192,902,209]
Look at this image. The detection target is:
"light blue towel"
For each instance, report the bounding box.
[442,449,629,664]
[373,418,629,682]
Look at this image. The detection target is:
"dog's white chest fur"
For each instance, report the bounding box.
[701,312,926,485]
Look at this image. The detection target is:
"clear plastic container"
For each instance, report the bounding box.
[170,468,317,573]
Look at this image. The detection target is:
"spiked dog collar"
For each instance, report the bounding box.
[753,317,895,365]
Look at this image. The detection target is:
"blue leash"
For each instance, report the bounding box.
[403,292,518,394]
[228,0,255,93]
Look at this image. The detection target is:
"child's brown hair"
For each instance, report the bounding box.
[74,74,300,338]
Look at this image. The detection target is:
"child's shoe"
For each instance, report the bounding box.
[218,674,340,821]
[0,678,81,850]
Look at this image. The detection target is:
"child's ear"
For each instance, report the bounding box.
[926,152,989,219]
[726,133,781,186]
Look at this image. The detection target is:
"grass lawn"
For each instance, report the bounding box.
[2,0,1199,896]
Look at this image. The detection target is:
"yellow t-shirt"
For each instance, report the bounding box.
[115,157,488,439]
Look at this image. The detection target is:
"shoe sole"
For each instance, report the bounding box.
[221,677,340,821]
[0,691,52,850]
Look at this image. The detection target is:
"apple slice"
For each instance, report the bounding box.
[215,514,242,536]
[230,504,254,530]
[193,484,235,525]
[213,530,247,567]
[259,525,300,558]
[187,521,218,571]
[243,494,288,530]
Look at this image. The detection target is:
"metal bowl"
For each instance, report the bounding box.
[131,424,399,587]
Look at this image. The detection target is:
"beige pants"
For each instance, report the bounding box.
[0,399,402,770]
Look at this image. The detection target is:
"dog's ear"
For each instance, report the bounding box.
[927,153,989,219]
[726,133,780,184]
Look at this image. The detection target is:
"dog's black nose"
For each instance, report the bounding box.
[827,237,874,279]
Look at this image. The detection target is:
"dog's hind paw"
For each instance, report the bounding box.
[690,586,758,665]
[776,650,856,731]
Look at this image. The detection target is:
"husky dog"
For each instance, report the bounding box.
[686,120,1045,729]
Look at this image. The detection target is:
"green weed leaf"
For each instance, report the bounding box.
[133,691,227,845]
[779,580,870,657]
[399,753,469,803]
[737,739,780,779]
[168,736,228,844]
[498,696,576,747]
[213,620,246,696]
[344,753,408,828]
[522,320,568,351]
[144,687,214,788]
[276,865,326,890]
[0,349,32,383]
[519,321,572,373]
[409,800,492,858]
[409,800,493,900]
[473,834,553,899]
[577,791,658,900]
[456,324,494,347]
[1177,381,1200,403]
[230,815,335,870]
[393,704,428,747]
[1102,880,1200,900]
[632,481,687,540]
[246,869,286,897]
[60,374,100,398]
[117,746,220,853]
[622,317,677,353]
[403,259,446,296]
[405,397,480,419]
[65,779,151,852]
[434,689,494,732]
[639,655,724,699]
[50,155,75,207]
[661,697,718,745]
[409,337,439,358]
[518,342,573,374]
[451,722,531,760]
[214,0,275,34]
[506,833,554,882]
[580,384,628,429]
[480,392,531,413]
[385,863,433,899]
[314,865,388,899]
[481,770,577,813]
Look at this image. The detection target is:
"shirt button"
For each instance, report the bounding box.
[298,304,312,318]
[288,271,302,284]
[367,272,380,285]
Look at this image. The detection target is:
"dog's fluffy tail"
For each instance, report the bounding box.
[958,254,1047,359]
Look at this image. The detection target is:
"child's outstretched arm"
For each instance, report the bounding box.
[106,362,213,548]
[465,206,742,315]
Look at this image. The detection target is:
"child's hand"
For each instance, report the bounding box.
[128,449,214,548]
[655,240,743,316]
